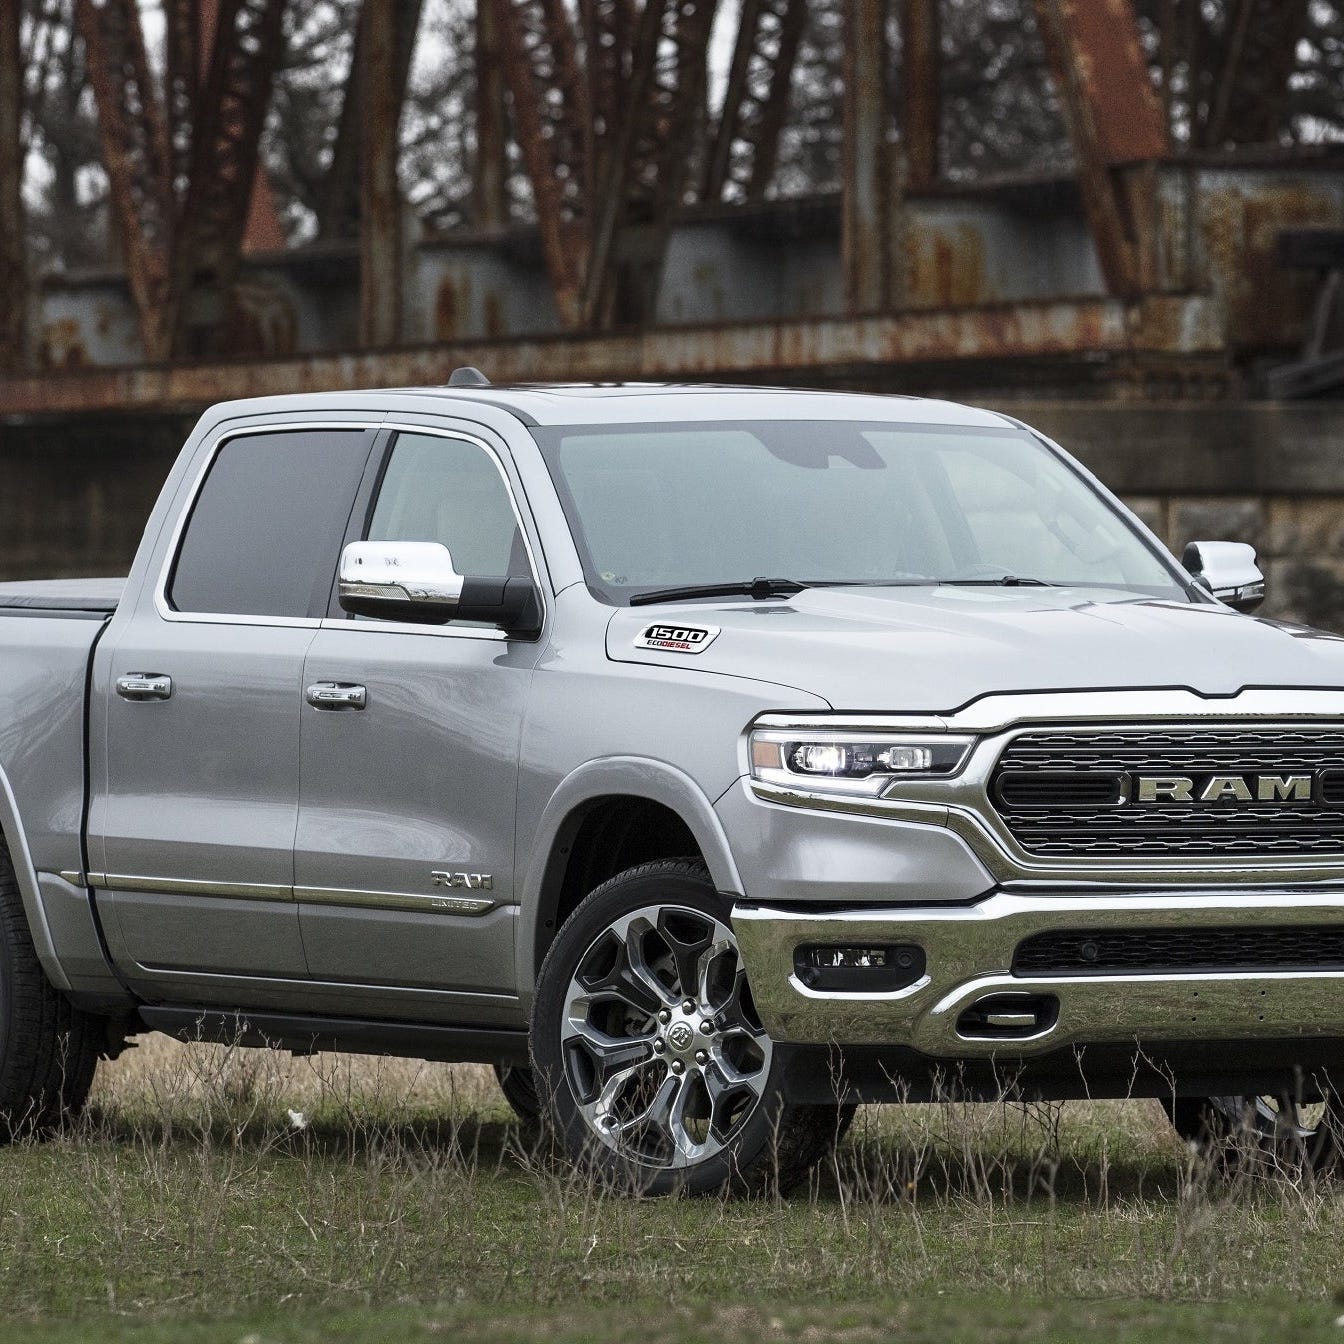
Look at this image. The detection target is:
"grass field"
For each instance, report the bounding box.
[1,1034,1343,1342]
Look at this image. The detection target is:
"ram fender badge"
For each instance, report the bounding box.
[634,622,721,654]
[432,870,493,890]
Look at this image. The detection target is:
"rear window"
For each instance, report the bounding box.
[169,429,373,618]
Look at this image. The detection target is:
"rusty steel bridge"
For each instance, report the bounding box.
[0,0,1340,419]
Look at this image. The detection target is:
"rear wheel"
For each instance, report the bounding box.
[1163,1093,1344,1173]
[531,859,852,1194]
[0,840,102,1136]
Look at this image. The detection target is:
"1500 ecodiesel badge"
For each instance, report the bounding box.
[0,378,1340,1192]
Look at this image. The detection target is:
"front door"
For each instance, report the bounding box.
[92,425,377,1005]
[293,426,545,1025]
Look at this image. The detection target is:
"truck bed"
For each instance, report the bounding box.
[0,579,121,904]
[0,579,123,616]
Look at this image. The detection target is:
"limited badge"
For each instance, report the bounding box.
[634,622,721,654]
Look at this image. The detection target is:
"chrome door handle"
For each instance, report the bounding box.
[305,682,367,711]
[115,673,173,702]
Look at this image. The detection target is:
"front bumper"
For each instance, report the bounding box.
[733,889,1344,1056]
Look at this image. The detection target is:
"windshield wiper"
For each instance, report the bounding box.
[941,575,1058,588]
[629,577,807,606]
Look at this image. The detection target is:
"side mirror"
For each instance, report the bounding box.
[1182,540,1265,613]
[338,541,542,635]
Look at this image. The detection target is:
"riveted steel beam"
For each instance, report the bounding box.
[76,0,175,358]
[0,297,1177,416]
[321,0,424,242]
[1031,0,1170,301]
[583,0,719,326]
[490,0,591,325]
[704,0,805,202]
[360,0,413,346]
[1206,0,1310,149]
[843,0,892,313]
[474,0,511,230]
[167,0,287,355]
[900,0,939,192]
[163,0,199,199]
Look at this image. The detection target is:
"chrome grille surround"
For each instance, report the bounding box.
[992,727,1344,859]
[745,690,1344,888]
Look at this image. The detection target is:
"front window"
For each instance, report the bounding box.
[532,420,1190,605]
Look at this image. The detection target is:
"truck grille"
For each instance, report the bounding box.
[1014,926,1344,976]
[990,728,1344,859]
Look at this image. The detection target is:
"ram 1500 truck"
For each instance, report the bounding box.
[2,380,1341,1191]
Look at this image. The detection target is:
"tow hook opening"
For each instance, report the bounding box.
[957,993,1059,1041]
[794,943,926,993]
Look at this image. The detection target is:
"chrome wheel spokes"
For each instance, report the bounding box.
[561,904,772,1170]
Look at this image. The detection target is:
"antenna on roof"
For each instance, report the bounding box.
[447,366,491,387]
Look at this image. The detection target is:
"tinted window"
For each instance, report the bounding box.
[367,432,527,577]
[170,430,373,617]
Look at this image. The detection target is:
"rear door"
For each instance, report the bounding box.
[292,424,547,1025]
[91,424,379,1006]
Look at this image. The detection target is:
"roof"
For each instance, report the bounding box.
[205,383,1015,431]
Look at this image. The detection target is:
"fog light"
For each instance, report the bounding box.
[795,943,925,993]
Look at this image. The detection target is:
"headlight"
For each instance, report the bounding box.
[749,729,975,797]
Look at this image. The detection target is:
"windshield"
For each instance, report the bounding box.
[531,420,1191,605]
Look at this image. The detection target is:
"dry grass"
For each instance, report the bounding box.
[91,1031,506,1120]
[0,1032,1338,1341]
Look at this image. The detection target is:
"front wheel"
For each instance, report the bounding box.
[531,859,852,1195]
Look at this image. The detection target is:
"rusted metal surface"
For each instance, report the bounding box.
[1199,177,1344,354]
[359,0,411,347]
[167,0,287,355]
[473,0,511,230]
[582,0,719,326]
[163,0,200,200]
[0,0,24,371]
[578,0,635,195]
[842,0,892,313]
[318,3,366,240]
[491,0,591,324]
[1031,0,1170,301]
[900,0,939,193]
[76,0,176,358]
[1206,0,1311,150]
[322,0,424,241]
[703,0,806,202]
[195,0,286,255]
[25,0,1344,388]
[495,0,719,328]
[0,296,1222,418]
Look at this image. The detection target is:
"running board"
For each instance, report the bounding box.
[137,1006,530,1065]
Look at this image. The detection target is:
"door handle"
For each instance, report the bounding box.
[305,682,367,711]
[115,673,173,702]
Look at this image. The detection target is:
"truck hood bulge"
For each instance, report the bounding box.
[606,585,1344,712]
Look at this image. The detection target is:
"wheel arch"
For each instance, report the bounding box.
[518,758,744,995]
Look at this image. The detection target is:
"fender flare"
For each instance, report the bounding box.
[516,757,743,995]
[0,763,72,992]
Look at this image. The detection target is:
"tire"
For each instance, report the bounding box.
[493,1062,542,1123]
[1163,1093,1344,1174]
[530,858,853,1195]
[0,839,102,1137]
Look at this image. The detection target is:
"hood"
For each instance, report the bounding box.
[606,586,1344,712]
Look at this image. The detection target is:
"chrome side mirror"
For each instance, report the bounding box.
[1182,540,1266,613]
[338,540,542,634]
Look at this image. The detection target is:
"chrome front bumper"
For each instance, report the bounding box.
[732,890,1344,1056]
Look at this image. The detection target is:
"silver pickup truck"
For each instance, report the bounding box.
[2,379,1341,1192]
